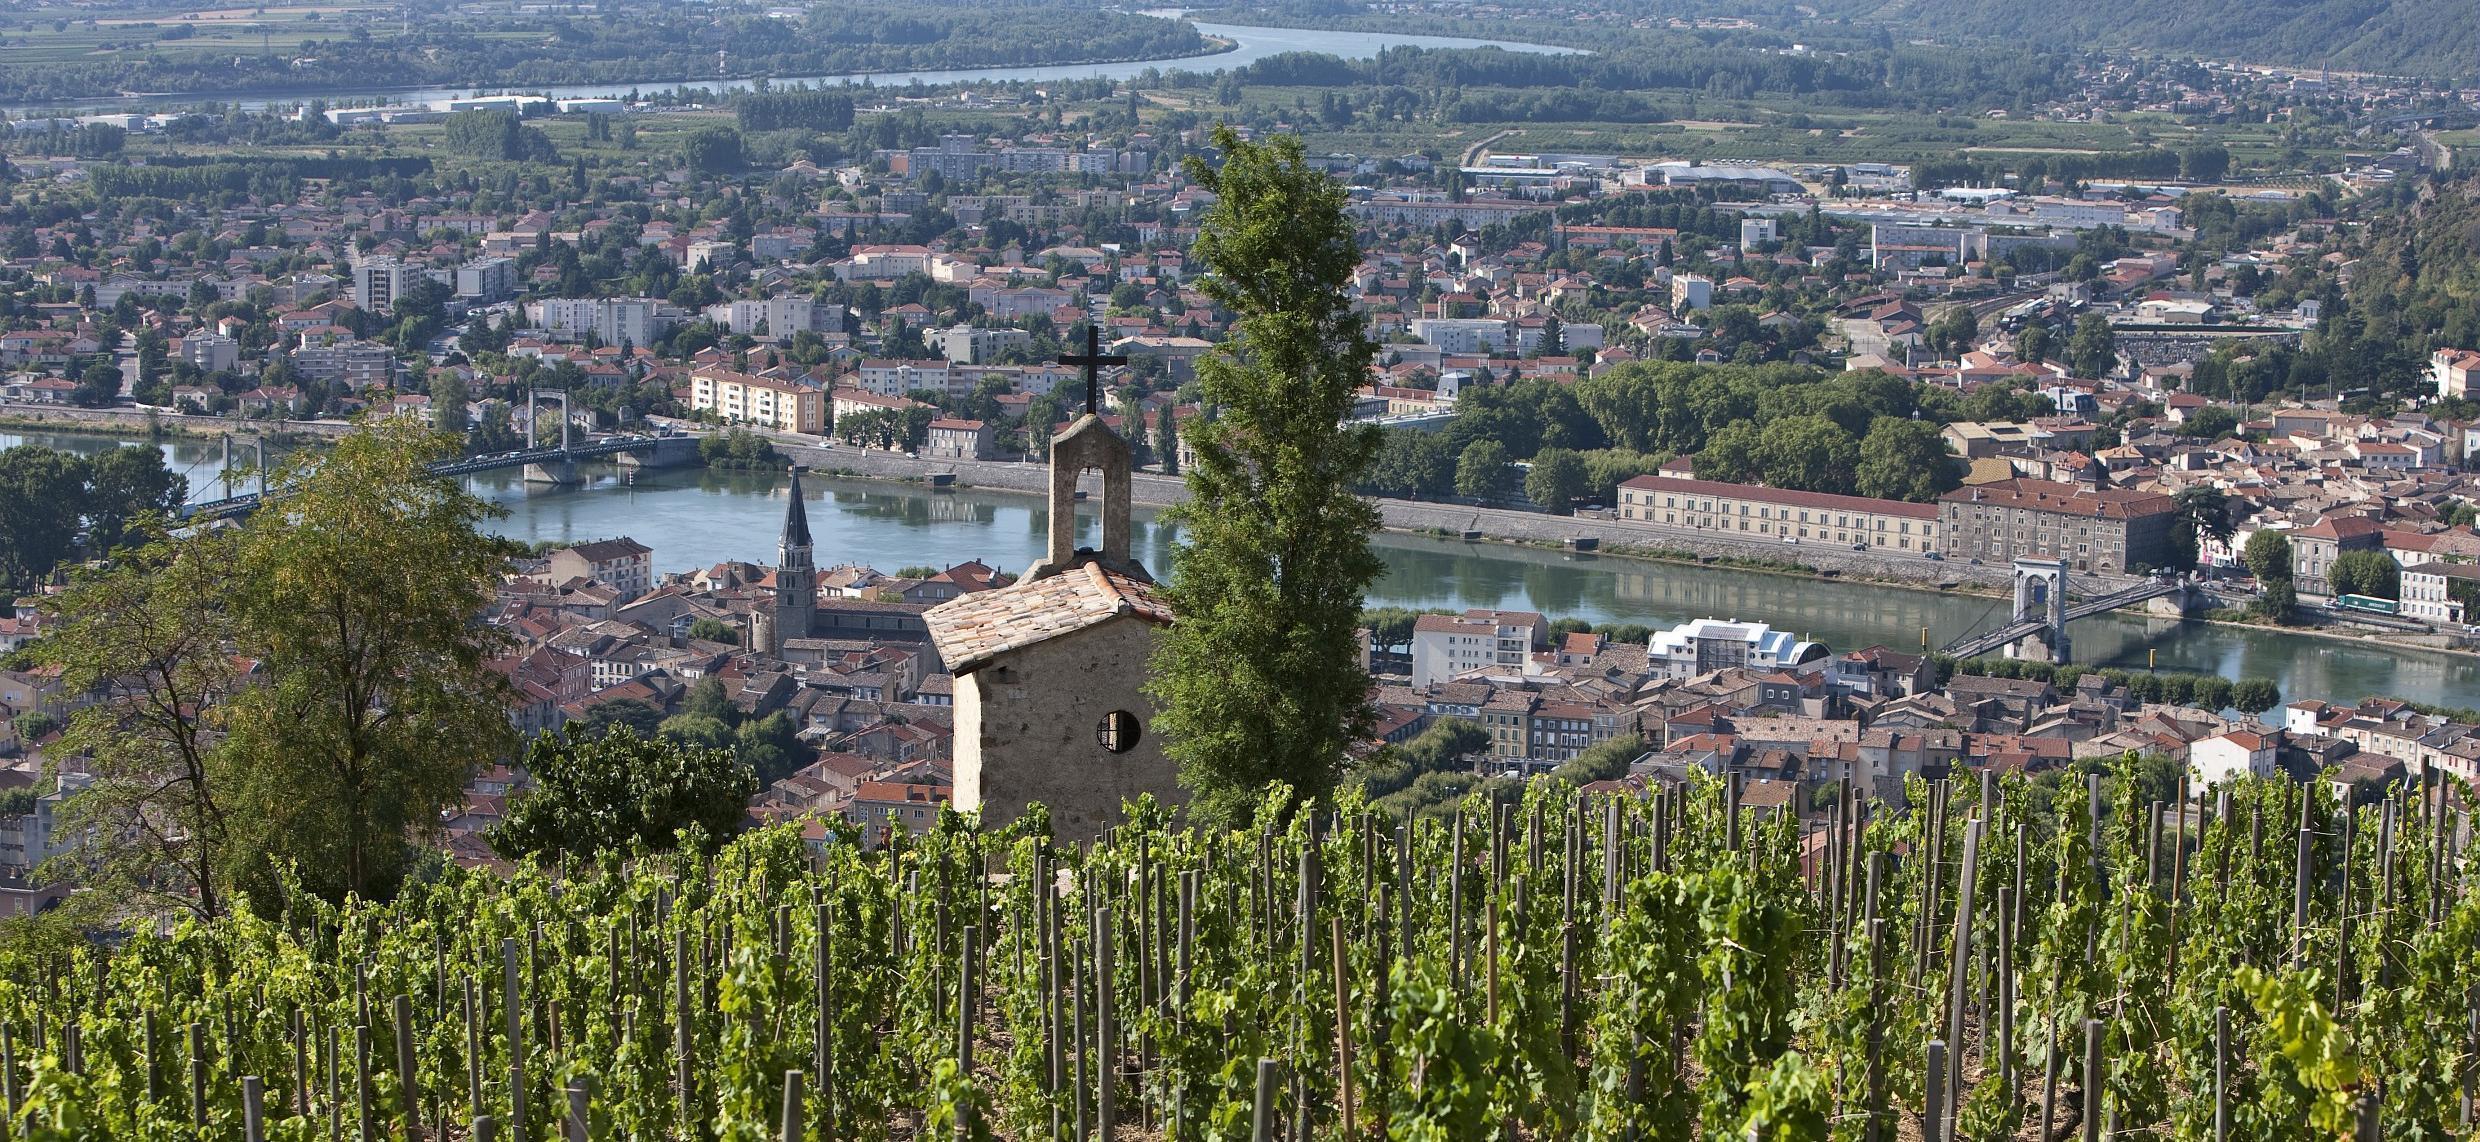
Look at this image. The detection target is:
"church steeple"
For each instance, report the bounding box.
[771,465,817,650]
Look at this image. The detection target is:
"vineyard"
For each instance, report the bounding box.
[0,764,2474,1141]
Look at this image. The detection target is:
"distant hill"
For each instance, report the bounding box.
[1815,0,2478,79]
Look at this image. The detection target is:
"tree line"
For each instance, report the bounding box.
[0,443,186,592]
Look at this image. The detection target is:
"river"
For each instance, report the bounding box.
[26,19,1579,115]
[8,429,2474,711]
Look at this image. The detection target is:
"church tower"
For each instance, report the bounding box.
[771,465,817,652]
[925,326,1182,839]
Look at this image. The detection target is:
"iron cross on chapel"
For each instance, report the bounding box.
[1058,324,1128,416]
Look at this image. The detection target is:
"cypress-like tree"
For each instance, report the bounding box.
[1148,128,1382,823]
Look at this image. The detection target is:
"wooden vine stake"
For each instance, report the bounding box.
[957,924,978,1142]
[1095,904,1116,1142]
[504,937,527,1139]
[782,1070,806,1142]
[392,994,420,1137]
[2082,1018,2105,1142]
[1331,916,1355,1137]
[1250,1058,1279,1142]
[564,1078,592,1142]
[2212,1005,2229,1142]
[242,1075,267,1142]
[1923,1039,1946,1142]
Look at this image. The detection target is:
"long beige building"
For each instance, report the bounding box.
[690,368,825,435]
[1617,475,1942,554]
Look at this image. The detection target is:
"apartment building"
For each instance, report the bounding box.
[1410,608,1545,687]
[529,298,659,347]
[2401,562,2480,625]
[690,369,825,435]
[455,257,516,302]
[353,255,432,313]
[288,338,397,387]
[1936,479,2177,573]
[542,537,655,603]
[1616,475,1942,553]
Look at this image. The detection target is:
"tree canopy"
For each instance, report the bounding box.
[492,726,756,861]
[1150,127,1384,824]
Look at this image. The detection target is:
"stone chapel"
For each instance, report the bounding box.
[923,391,1184,838]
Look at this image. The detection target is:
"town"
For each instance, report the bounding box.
[3,0,2480,1134]
[2,16,2480,898]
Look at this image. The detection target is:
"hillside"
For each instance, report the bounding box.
[1820,0,2478,79]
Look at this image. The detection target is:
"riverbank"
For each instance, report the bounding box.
[0,402,352,443]
[767,438,2480,664]
[770,436,2022,582]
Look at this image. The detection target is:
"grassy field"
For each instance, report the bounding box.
[0,3,409,70]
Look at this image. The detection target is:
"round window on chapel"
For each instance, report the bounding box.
[1097,710,1141,754]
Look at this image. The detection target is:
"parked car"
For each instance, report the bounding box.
[1923,551,1944,562]
[1782,536,1800,545]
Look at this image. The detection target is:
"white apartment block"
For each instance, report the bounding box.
[456,257,516,302]
[705,296,839,340]
[1407,318,1516,355]
[1410,608,1544,687]
[2401,562,2478,625]
[179,333,239,373]
[690,369,824,435]
[528,298,659,348]
[354,256,434,313]
[855,359,952,397]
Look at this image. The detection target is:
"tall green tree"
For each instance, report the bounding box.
[430,370,471,438]
[217,417,518,906]
[34,526,242,922]
[491,727,755,862]
[1694,422,1762,484]
[2243,530,2294,585]
[81,445,185,555]
[1852,417,1956,502]
[1524,447,1588,514]
[2170,486,2234,572]
[1755,415,1858,492]
[2329,550,2400,600]
[2067,313,2118,379]
[1455,439,1515,500]
[1149,128,1383,823]
[1156,404,1180,475]
[0,445,88,588]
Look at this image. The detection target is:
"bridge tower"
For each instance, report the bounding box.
[522,389,583,485]
[2008,557,2071,664]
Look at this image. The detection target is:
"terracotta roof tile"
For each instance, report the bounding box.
[923,561,1173,676]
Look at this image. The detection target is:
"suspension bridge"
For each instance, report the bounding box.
[179,390,668,522]
[1939,558,2201,663]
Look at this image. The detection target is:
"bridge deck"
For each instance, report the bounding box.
[1940,578,2186,660]
[182,435,659,519]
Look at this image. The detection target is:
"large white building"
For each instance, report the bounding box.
[2401,562,2479,625]
[2433,348,2480,400]
[705,296,840,341]
[689,368,824,435]
[354,256,433,313]
[1410,608,1545,687]
[1407,318,1517,355]
[1646,618,1826,680]
[2190,729,2279,788]
[179,332,239,373]
[455,257,516,302]
[528,298,659,348]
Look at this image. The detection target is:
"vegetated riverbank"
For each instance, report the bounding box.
[772,438,2480,664]
[0,403,347,444]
